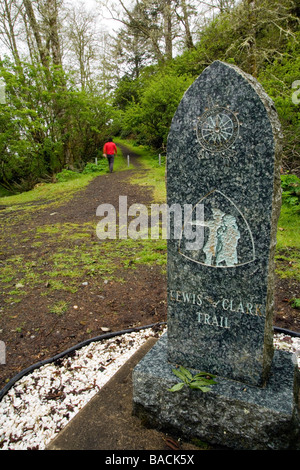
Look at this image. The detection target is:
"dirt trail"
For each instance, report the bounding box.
[0,146,167,390]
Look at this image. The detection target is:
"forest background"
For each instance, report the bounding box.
[0,0,299,195]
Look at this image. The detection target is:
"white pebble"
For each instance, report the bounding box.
[0,327,166,450]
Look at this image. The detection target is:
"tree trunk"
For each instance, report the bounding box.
[163,0,173,60]
[23,0,50,69]
[46,0,62,66]
[2,0,22,66]
[179,0,194,50]
[245,0,258,77]
[23,0,73,168]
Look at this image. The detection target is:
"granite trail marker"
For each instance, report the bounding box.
[133,61,300,450]
[167,60,281,387]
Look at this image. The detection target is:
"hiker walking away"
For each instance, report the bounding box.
[103,138,117,173]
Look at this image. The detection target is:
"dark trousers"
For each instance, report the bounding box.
[107,155,114,172]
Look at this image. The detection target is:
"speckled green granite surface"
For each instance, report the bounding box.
[166,61,282,386]
[133,334,300,450]
[133,62,299,450]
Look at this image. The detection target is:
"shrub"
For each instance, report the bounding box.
[55,169,79,182]
[82,161,107,174]
[281,174,300,208]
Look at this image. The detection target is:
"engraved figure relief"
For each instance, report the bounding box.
[196,208,225,266]
[193,209,240,267]
[179,190,255,268]
[215,214,240,267]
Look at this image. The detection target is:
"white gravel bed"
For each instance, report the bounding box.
[0,327,299,451]
[0,327,165,450]
[273,332,300,364]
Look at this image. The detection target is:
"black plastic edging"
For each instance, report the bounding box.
[273,326,300,338]
[0,323,298,402]
[0,322,167,402]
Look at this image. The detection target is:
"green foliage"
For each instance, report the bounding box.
[281,174,300,207]
[291,298,300,309]
[0,59,116,192]
[1,0,299,190]
[120,71,193,148]
[113,75,140,110]
[82,161,107,174]
[258,32,300,171]
[168,366,217,393]
[56,169,80,182]
[116,0,299,169]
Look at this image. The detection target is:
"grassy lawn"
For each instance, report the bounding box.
[276,204,300,286]
[0,224,168,308]
[0,144,168,311]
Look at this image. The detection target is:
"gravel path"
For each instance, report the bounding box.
[0,327,299,451]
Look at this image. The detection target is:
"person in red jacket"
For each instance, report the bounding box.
[103,138,118,173]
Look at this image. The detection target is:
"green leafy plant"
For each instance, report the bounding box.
[291,298,300,309]
[281,174,300,208]
[82,161,107,174]
[55,169,80,182]
[168,366,217,393]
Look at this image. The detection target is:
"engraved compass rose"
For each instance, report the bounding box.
[196,106,240,156]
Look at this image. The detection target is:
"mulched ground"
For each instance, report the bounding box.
[0,145,299,392]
